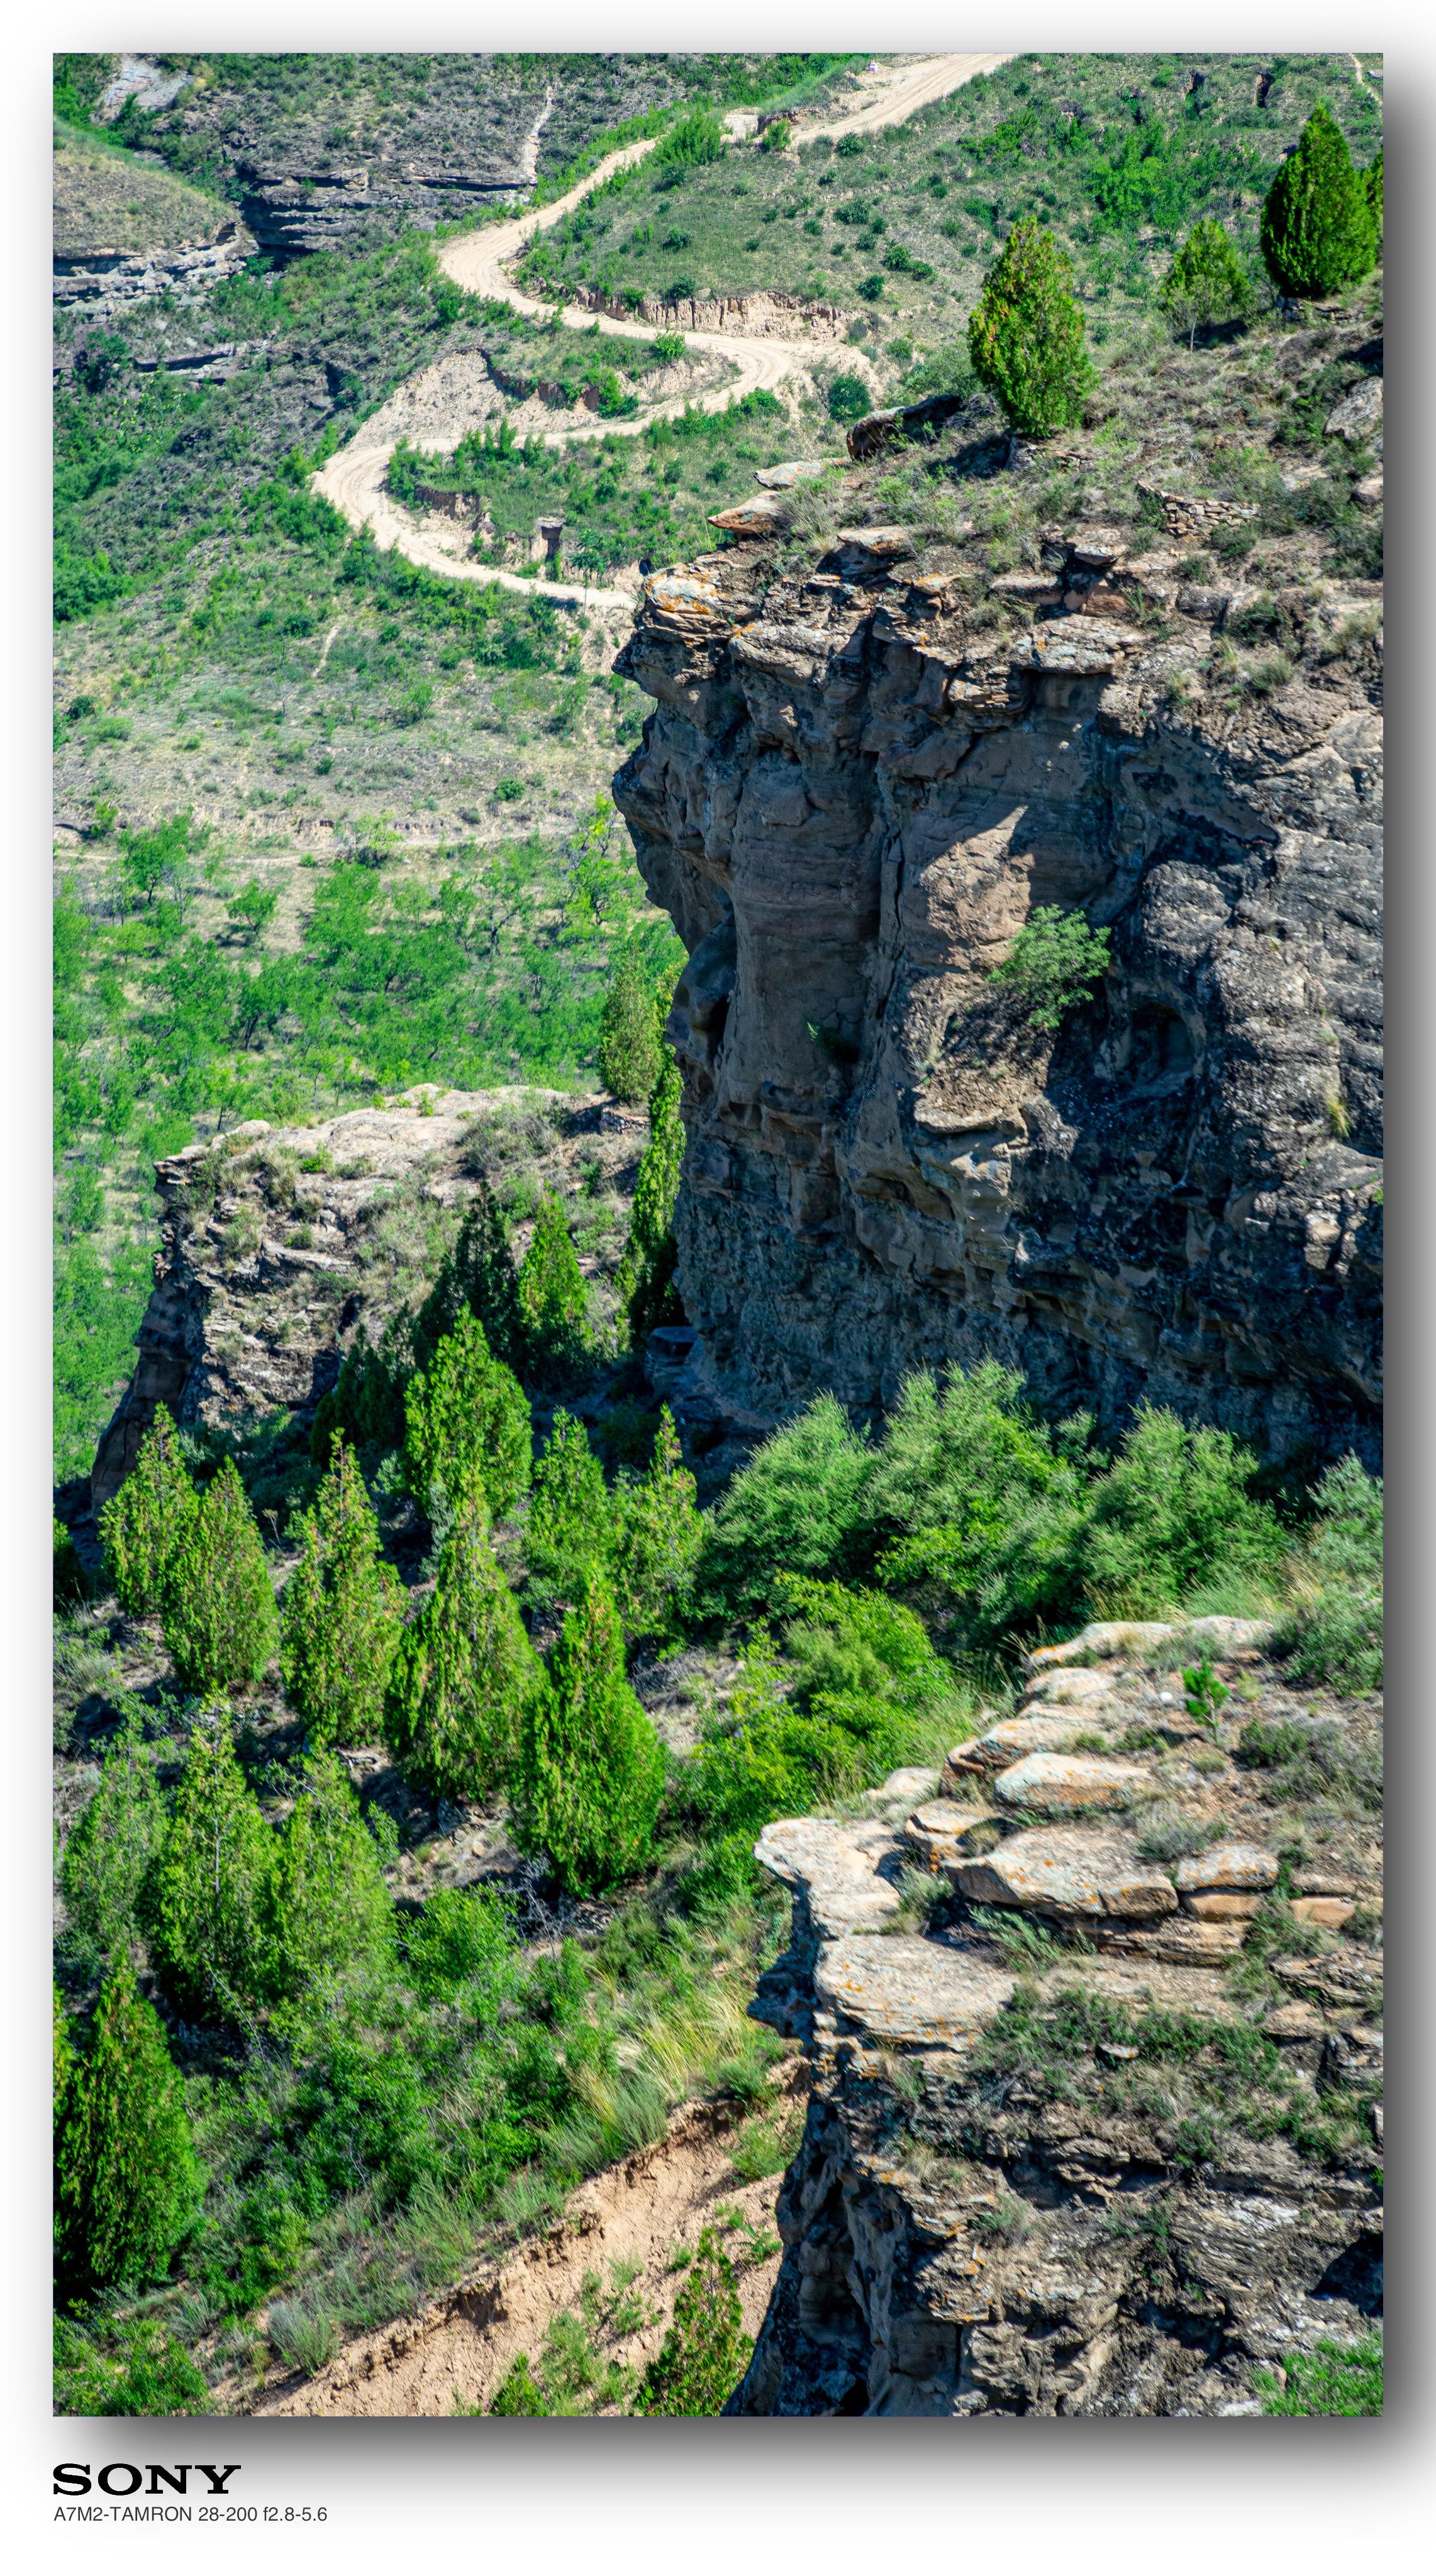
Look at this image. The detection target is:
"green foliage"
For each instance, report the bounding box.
[1159,217,1254,347]
[827,370,872,424]
[518,1193,590,1375]
[55,1951,202,2294]
[1274,1453,1383,1694]
[610,1407,702,1641]
[1364,146,1383,253]
[598,930,665,1103]
[60,1710,165,1957]
[488,2353,552,2414]
[403,1309,532,1527]
[280,1439,403,1746]
[988,906,1111,1031]
[162,1458,279,1696]
[967,218,1094,436]
[635,2226,750,2414]
[512,1574,664,1894]
[54,2314,213,2417]
[657,111,725,170]
[401,1884,525,2009]
[524,1409,613,1601]
[155,1709,274,2016]
[1261,104,1379,299]
[98,1404,198,1618]
[698,1393,872,1615]
[264,1751,396,2008]
[1257,2333,1383,2416]
[1081,1409,1284,1618]
[1182,1656,1230,1729]
[413,1181,525,1377]
[615,1045,684,1347]
[385,1479,545,1802]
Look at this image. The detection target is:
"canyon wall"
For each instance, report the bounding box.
[613,528,1383,1466]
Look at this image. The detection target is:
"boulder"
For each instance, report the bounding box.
[1324,378,1383,442]
[825,525,919,579]
[1172,1842,1278,1894]
[953,1826,1177,1922]
[709,494,786,536]
[1352,474,1384,509]
[816,1933,1016,2048]
[754,460,830,489]
[953,1713,1118,1775]
[1291,1895,1357,1930]
[903,1801,999,1871]
[993,1752,1154,1814]
[1022,1668,1120,1709]
[753,1816,904,1939]
[1025,1624,1172,1674]
[1093,1918,1246,1963]
[1183,1891,1262,1921]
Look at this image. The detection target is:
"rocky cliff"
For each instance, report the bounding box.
[613,430,1383,1468]
[727,1619,1383,2417]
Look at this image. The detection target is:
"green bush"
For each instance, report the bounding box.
[264,1752,396,2009]
[155,1709,274,2017]
[162,1459,279,1696]
[280,1439,403,1746]
[99,1404,198,1618]
[1261,104,1379,300]
[635,2226,751,2413]
[54,2316,212,2417]
[386,1480,545,1804]
[518,1194,590,1374]
[488,2353,552,2414]
[657,112,725,170]
[404,1309,532,1527]
[967,218,1094,435]
[988,906,1111,1031]
[611,1407,703,1641]
[524,1409,613,1602]
[60,1710,166,1958]
[615,1044,684,1349]
[1257,2333,1383,2416]
[1081,1409,1284,1618]
[698,1393,872,1614]
[599,930,665,1103]
[512,1574,664,1894]
[827,370,872,423]
[414,1182,526,1378]
[1274,1453,1383,1694]
[1159,218,1254,347]
[55,1954,202,2296]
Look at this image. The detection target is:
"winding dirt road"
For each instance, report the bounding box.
[313,52,1012,614]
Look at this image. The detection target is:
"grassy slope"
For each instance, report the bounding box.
[53,120,233,255]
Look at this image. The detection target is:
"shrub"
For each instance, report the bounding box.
[99,1405,198,1618]
[1274,1454,1383,1694]
[967,218,1094,435]
[488,2353,552,2414]
[698,1393,871,1614]
[518,1194,590,1375]
[264,1752,396,2007]
[635,2227,751,2413]
[657,111,725,170]
[1159,218,1254,348]
[511,1574,664,1894]
[524,1410,613,1601]
[385,1479,545,1803]
[60,1710,166,1957]
[1260,104,1379,301]
[598,930,665,1103]
[1081,1409,1284,1618]
[988,905,1111,1031]
[611,1407,703,1640]
[1364,147,1383,254]
[404,1309,532,1527]
[614,1043,684,1348]
[1257,2333,1383,2416]
[827,370,872,423]
[280,1440,404,1746]
[53,2316,212,2416]
[413,1182,526,1376]
[402,1883,525,2011]
[155,1709,274,2016]
[162,1459,279,1696]
[55,1953,202,2295]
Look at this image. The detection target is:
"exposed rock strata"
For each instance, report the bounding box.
[613,521,1383,1464]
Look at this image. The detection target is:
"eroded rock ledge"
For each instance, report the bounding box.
[613,523,1383,1465]
[728,1623,1383,2417]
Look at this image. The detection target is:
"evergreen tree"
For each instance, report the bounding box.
[311,1311,415,1465]
[518,1194,589,1376]
[1261,103,1379,300]
[414,1182,526,1375]
[98,1405,198,1618]
[385,1480,545,1803]
[598,931,664,1104]
[53,1984,74,2129]
[611,1408,702,1640]
[524,1410,613,1600]
[967,218,1094,435]
[155,1710,274,2016]
[615,1045,685,1348]
[635,2228,752,2414]
[511,1573,664,1894]
[404,1308,532,1527]
[60,1709,166,1956]
[55,1953,201,2294]
[1364,145,1384,255]
[162,1459,279,1697]
[264,1752,395,2007]
[281,1439,403,1747]
[1159,218,1254,348]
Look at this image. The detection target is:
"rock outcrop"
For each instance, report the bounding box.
[730,1626,1384,2416]
[613,510,1383,1467]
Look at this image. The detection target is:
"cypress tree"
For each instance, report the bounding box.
[611,1407,702,1640]
[98,1405,198,1618]
[635,2227,752,2414]
[264,1751,395,2007]
[281,1439,403,1748]
[60,1709,166,1955]
[404,1309,532,1528]
[414,1182,526,1375]
[163,1459,279,1696]
[967,218,1094,435]
[385,1479,545,1803]
[155,1709,274,2016]
[53,1984,74,2129]
[598,932,664,1104]
[524,1410,613,1600]
[55,1953,201,2294]
[518,1194,589,1375]
[311,1310,415,1466]
[511,1572,664,1894]
[1261,103,1379,300]
[1159,218,1254,348]
[615,1046,684,1348]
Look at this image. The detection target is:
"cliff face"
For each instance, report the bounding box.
[613,522,1383,1465]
